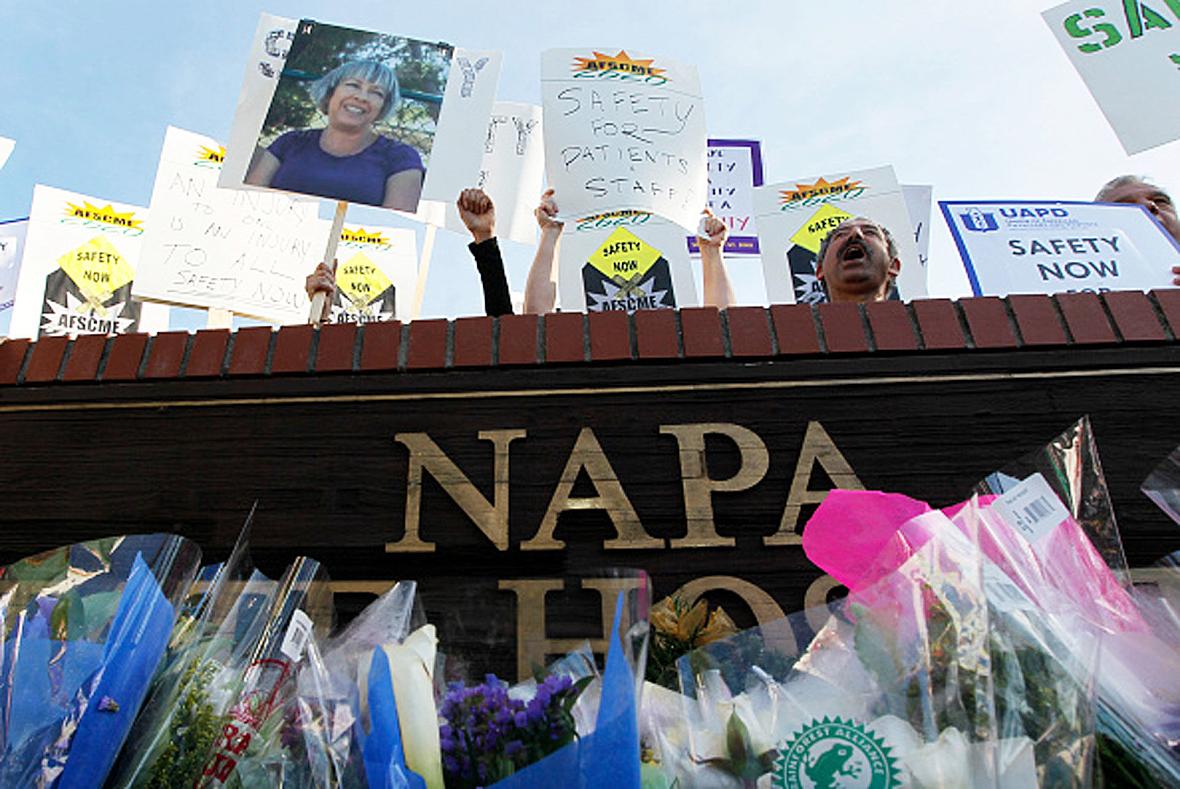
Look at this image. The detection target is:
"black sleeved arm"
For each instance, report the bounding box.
[468,237,514,317]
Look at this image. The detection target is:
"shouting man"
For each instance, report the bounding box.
[814,217,901,302]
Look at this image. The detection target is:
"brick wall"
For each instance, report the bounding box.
[2,291,1177,385]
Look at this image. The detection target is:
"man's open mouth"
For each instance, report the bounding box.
[840,241,867,262]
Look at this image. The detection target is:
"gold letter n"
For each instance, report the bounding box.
[385,429,526,553]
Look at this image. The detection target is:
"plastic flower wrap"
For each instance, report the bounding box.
[486,587,647,788]
[110,513,255,787]
[974,415,1128,580]
[192,555,334,788]
[798,415,1180,785]
[667,504,1099,788]
[296,578,426,789]
[109,550,332,788]
[424,572,649,788]
[0,533,202,787]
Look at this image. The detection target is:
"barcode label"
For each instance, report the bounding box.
[991,473,1070,543]
[280,609,313,661]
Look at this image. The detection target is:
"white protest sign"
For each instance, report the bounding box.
[135,126,325,323]
[1044,0,1180,154]
[220,13,298,191]
[558,210,698,313]
[9,185,168,339]
[0,137,14,171]
[753,165,923,304]
[0,219,27,322]
[419,48,503,203]
[443,102,544,244]
[324,223,417,322]
[940,199,1180,296]
[689,139,763,257]
[541,48,707,231]
[902,184,932,276]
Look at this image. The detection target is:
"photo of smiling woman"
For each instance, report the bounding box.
[247,61,423,209]
[244,22,452,212]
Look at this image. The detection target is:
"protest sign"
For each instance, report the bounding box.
[902,184,932,277]
[940,199,1179,296]
[135,126,326,324]
[8,186,167,339]
[443,102,544,244]
[0,137,13,171]
[326,223,417,322]
[558,210,698,313]
[753,165,922,304]
[1043,0,1180,154]
[221,17,458,213]
[0,219,27,324]
[220,13,298,193]
[541,48,707,231]
[687,139,763,256]
[418,48,503,203]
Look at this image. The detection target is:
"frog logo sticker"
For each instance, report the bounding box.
[41,235,140,337]
[773,717,899,789]
[583,226,675,313]
[331,251,395,323]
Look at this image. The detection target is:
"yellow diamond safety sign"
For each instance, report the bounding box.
[589,227,662,280]
[789,204,853,254]
[336,252,393,307]
[57,235,135,304]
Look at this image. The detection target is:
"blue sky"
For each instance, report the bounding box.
[2,0,1179,324]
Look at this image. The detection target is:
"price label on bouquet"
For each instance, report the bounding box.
[280,609,313,661]
[991,473,1071,543]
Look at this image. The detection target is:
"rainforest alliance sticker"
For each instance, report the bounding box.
[773,717,899,789]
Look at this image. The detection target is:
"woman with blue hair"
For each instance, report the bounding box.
[246,59,425,210]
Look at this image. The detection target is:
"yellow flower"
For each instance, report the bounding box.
[650,595,737,647]
[698,606,737,646]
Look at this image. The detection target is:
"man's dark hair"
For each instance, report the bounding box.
[815,217,899,270]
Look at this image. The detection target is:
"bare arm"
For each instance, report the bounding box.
[383,170,424,211]
[244,148,280,187]
[697,209,736,309]
[524,189,562,314]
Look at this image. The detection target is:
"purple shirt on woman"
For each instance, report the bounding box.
[268,129,425,206]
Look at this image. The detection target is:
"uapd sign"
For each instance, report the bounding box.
[940,200,1180,297]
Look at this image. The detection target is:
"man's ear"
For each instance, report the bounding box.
[815,259,826,281]
[888,256,901,278]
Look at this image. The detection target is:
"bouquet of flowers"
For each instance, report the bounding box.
[0,533,202,786]
[108,541,334,788]
[658,492,1102,788]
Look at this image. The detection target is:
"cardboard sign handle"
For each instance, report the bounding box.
[310,200,349,327]
[410,223,438,320]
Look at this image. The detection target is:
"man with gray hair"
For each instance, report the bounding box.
[814,217,901,303]
[1096,176,1180,285]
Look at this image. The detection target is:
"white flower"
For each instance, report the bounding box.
[905,727,971,788]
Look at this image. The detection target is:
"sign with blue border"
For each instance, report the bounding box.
[940,200,1180,297]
